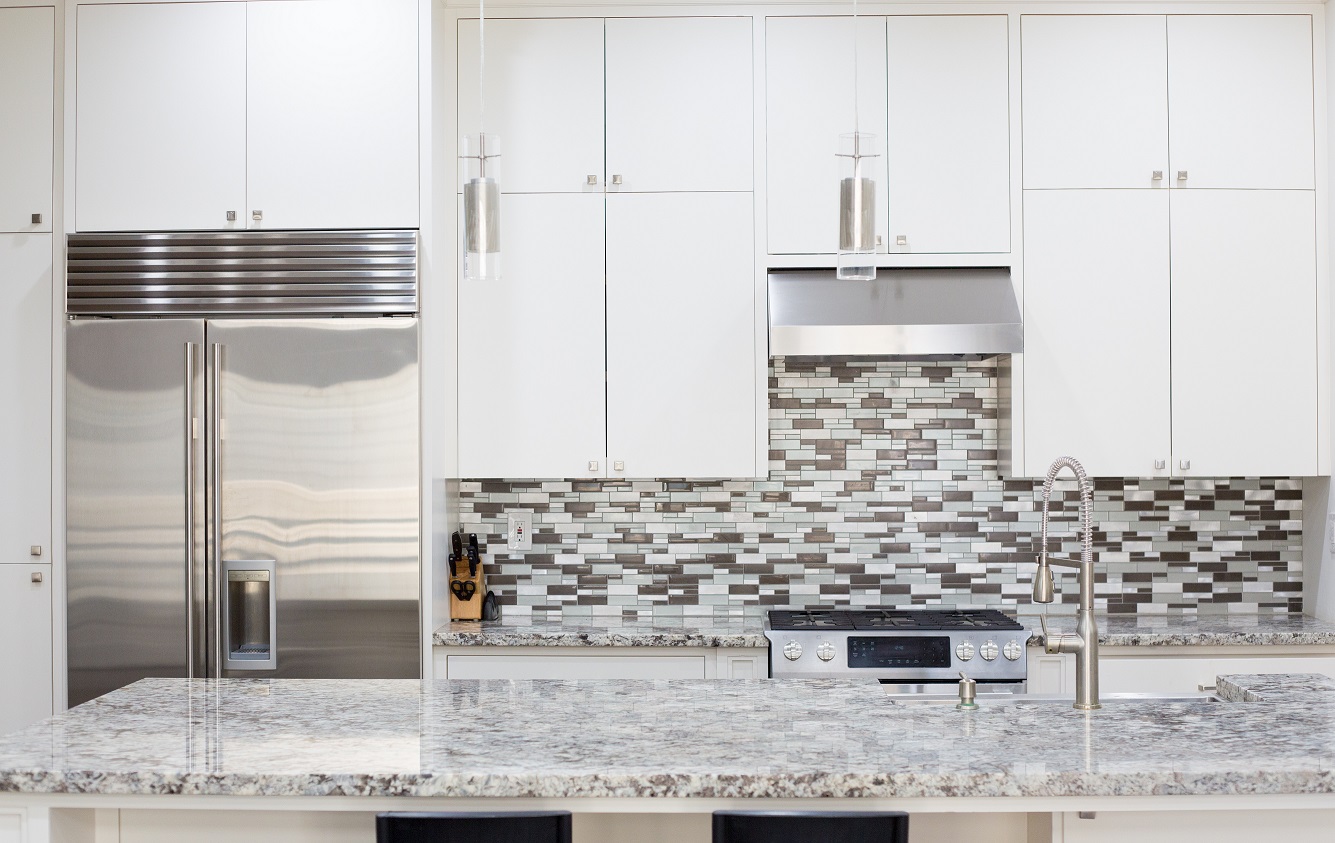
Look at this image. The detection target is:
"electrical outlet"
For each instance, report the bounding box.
[507,512,533,552]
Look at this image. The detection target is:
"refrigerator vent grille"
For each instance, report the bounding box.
[66,230,418,316]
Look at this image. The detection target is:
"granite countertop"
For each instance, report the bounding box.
[434,611,1335,649]
[434,611,770,648]
[2,674,1335,799]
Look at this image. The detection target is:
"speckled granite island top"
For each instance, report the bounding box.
[2,675,1335,799]
[434,612,1335,649]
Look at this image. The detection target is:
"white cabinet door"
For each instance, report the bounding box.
[444,654,709,680]
[1021,192,1170,478]
[1170,190,1317,477]
[458,18,604,194]
[1168,15,1314,190]
[0,564,53,734]
[0,6,54,233]
[458,194,607,479]
[1020,15,1168,189]
[886,15,1009,254]
[76,2,247,232]
[247,0,418,229]
[765,16,887,255]
[0,235,52,565]
[605,17,753,193]
[606,193,757,479]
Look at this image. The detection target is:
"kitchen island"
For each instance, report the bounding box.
[1,675,1335,843]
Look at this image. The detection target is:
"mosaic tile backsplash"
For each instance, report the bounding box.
[456,358,1302,619]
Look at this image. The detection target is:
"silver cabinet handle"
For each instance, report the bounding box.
[895,234,908,246]
[1154,459,1166,470]
[30,571,43,584]
[185,342,198,679]
[210,342,224,678]
[251,210,263,221]
[875,235,883,247]
[586,175,598,186]
[1151,171,1163,181]
[30,213,42,224]
[29,545,41,557]
[587,460,599,472]
[1179,459,1191,470]
[611,175,623,186]
[613,460,625,472]
[226,211,237,222]
[1176,171,1188,181]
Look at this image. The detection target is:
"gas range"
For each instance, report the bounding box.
[764,608,1030,685]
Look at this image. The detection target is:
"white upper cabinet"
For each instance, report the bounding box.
[1170,190,1318,476]
[458,18,605,194]
[766,16,887,255]
[606,193,757,479]
[457,193,607,479]
[1167,15,1314,190]
[1021,191,1171,478]
[885,15,1009,253]
[606,17,753,193]
[1021,15,1168,189]
[77,0,418,232]
[766,15,1008,255]
[76,2,248,232]
[247,0,419,229]
[0,235,53,565]
[0,6,54,233]
[1022,14,1313,191]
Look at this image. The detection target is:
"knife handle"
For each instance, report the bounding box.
[448,552,458,578]
[467,533,481,577]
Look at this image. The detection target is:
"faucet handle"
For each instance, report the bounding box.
[1039,614,1060,655]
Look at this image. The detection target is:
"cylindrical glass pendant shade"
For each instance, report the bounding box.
[461,133,501,282]
[836,132,879,281]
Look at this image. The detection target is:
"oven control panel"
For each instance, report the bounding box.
[766,629,1030,681]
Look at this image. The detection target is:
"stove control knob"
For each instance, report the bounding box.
[816,642,836,662]
[979,640,999,661]
[954,641,975,661]
[1003,639,1024,661]
[783,640,803,661]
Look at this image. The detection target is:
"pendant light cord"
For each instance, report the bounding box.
[479,0,486,139]
[852,0,859,136]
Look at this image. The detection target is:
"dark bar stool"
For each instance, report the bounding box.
[376,811,572,843]
[713,810,909,843]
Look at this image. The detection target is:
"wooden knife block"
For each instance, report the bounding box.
[449,557,486,621]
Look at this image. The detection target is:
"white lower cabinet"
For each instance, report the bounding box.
[433,647,768,680]
[0,565,53,735]
[1028,646,1335,696]
[1054,810,1335,843]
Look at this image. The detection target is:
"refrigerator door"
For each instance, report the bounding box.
[67,319,206,707]
[206,318,420,679]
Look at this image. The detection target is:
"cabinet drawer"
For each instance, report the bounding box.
[443,654,709,680]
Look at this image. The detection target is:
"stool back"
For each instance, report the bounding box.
[713,810,909,843]
[376,811,573,843]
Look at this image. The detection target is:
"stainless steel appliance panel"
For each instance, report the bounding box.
[67,318,206,707]
[207,318,419,679]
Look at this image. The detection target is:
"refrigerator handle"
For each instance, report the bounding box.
[210,342,224,679]
[185,342,197,679]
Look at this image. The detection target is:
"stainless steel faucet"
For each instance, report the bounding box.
[1033,456,1101,710]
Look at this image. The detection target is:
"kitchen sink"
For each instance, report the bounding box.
[884,691,1225,706]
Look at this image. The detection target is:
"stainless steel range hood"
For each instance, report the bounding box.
[768,268,1022,357]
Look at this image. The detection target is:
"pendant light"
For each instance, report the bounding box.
[836,0,878,281]
[462,0,501,281]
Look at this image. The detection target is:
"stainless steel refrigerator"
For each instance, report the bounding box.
[65,231,421,707]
